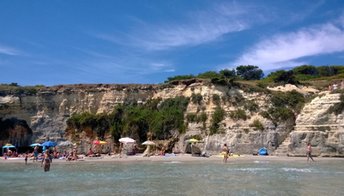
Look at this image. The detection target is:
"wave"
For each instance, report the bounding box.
[281,168,312,173]
[163,161,182,164]
[231,168,270,172]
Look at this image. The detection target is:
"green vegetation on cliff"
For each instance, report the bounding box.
[249,119,264,131]
[260,90,305,126]
[165,65,344,91]
[0,83,44,96]
[262,65,344,87]
[67,96,189,142]
[210,106,226,135]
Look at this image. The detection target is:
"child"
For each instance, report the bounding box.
[25,152,28,165]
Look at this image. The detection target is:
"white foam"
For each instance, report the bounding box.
[232,168,270,172]
[281,168,312,173]
[163,161,182,164]
[253,160,270,164]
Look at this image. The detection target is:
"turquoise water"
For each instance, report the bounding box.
[1,159,344,196]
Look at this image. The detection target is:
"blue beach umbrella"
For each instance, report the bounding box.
[2,144,16,155]
[30,143,42,147]
[2,144,15,148]
[42,141,57,147]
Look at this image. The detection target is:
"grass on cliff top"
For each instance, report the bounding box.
[1,65,343,93]
[0,83,45,96]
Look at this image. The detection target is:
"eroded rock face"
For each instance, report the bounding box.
[0,84,156,144]
[0,83,343,156]
[289,92,344,157]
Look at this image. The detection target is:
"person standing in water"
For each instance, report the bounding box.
[24,151,28,165]
[41,150,51,172]
[306,143,315,162]
[33,145,38,162]
[222,144,229,163]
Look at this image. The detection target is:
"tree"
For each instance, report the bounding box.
[316,66,340,77]
[219,69,236,78]
[267,70,299,84]
[236,65,264,80]
[293,65,318,76]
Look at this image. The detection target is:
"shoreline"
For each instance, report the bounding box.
[0,154,342,164]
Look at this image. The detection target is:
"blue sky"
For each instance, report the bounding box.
[0,0,344,86]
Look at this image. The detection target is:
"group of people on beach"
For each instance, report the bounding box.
[21,145,81,172]
[220,142,315,163]
[2,140,316,174]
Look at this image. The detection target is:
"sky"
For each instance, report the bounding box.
[0,0,344,86]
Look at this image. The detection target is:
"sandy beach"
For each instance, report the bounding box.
[1,154,341,164]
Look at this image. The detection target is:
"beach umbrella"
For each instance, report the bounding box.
[93,140,107,145]
[187,138,199,143]
[42,141,57,147]
[30,143,42,147]
[119,137,135,144]
[142,141,155,145]
[2,144,15,148]
[142,141,155,157]
[58,141,73,147]
[2,144,16,155]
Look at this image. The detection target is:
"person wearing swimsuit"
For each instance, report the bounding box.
[41,150,51,172]
[222,144,229,163]
[33,146,38,162]
[306,143,315,162]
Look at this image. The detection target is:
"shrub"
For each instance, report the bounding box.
[249,119,264,131]
[316,66,341,77]
[271,90,305,113]
[212,94,221,106]
[236,65,264,80]
[244,100,259,113]
[209,107,225,135]
[191,93,203,105]
[186,113,197,122]
[165,75,195,83]
[197,71,221,79]
[229,109,247,120]
[67,96,190,141]
[261,107,295,126]
[198,112,207,123]
[266,70,299,85]
[293,65,318,76]
[219,69,236,78]
[211,77,228,85]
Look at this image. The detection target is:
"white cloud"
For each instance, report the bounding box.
[149,62,175,72]
[138,20,247,50]
[135,3,256,50]
[0,44,20,56]
[96,2,266,51]
[163,69,175,73]
[231,18,344,70]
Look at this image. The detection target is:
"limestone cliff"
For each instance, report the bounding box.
[0,82,343,156]
[288,92,344,157]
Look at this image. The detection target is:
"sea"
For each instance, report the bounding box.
[1,159,343,196]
